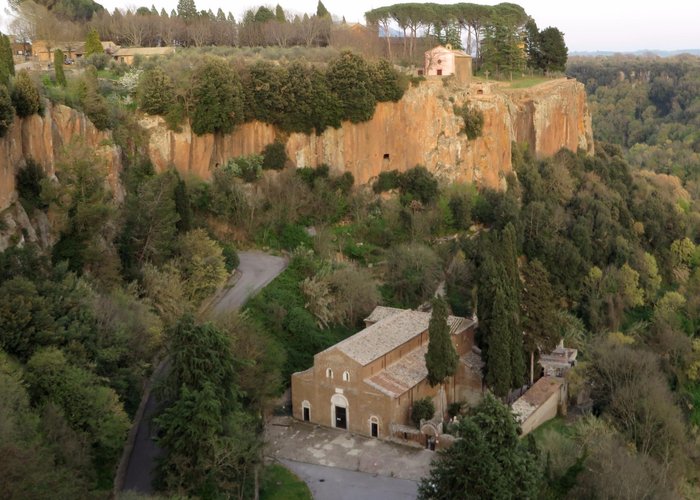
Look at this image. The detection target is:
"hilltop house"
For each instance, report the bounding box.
[291,306,483,440]
[424,44,472,84]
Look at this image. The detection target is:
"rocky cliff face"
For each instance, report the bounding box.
[140,77,593,189]
[0,101,122,213]
[0,79,593,214]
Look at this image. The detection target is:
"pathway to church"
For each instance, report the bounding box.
[266,417,434,498]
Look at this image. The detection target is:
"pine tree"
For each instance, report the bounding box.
[316,0,330,18]
[425,297,459,387]
[0,84,15,138]
[216,8,226,21]
[84,29,103,57]
[138,67,175,115]
[160,8,168,18]
[54,49,66,87]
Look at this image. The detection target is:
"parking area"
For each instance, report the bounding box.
[265,417,434,481]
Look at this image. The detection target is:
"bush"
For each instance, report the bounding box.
[386,243,442,307]
[278,223,311,250]
[454,104,484,140]
[84,53,109,71]
[411,397,435,428]
[371,59,407,102]
[225,154,263,183]
[0,84,14,137]
[16,159,47,210]
[398,165,439,204]
[373,170,401,193]
[221,243,240,272]
[326,51,376,124]
[262,141,288,170]
[11,70,42,118]
[137,66,175,115]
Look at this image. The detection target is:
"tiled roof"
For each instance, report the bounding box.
[364,306,404,324]
[334,307,473,366]
[512,376,563,423]
[365,345,429,398]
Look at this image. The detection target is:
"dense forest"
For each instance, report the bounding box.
[0,0,698,498]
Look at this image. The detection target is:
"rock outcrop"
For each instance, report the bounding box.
[140,77,593,189]
[0,101,122,212]
[0,78,593,214]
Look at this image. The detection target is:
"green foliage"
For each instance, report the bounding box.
[176,228,228,304]
[0,84,14,137]
[137,67,174,115]
[398,165,439,205]
[11,70,42,118]
[425,297,459,387]
[26,347,130,485]
[0,34,14,85]
[454,103,484,140]
[221,242,239,271]
[316,0,330,17]
[16,159,47,211]
[190,58,244,135]
[481,13,526,76]
[326,51,377,124]
[385,243,442,307]
[370,59,407,102]
[225,154,263,182]
[53,49,67,86]
[411,397,435,428]
[521,259,560,357]
[373,170,401,193]
[418,393,542,499]
[84,28,104,57]
[177,0,197,19]
[262,141,288,170]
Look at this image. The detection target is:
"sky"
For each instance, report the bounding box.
[1,0,699,52]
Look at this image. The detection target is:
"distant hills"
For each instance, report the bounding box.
[571,49,700,57]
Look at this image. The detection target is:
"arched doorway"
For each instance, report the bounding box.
[301,400,310,422]
[369,416,379,438]
[331,394,349,430]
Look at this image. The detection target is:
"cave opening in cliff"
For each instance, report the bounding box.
[383,153,390,160]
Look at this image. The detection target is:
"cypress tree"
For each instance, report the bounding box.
[85,29,104,57]
[0,34,14,85]
[0,84,15,137]
[500,224,526,388]
[316,0,330,17]
[54,49,67,87]
[484,282,512,397]
[425,297,459,387]
[275,4,286,22]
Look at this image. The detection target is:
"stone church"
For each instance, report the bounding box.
[291,306,483,439]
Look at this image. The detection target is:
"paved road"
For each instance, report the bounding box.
[281,459,419,500]
[210,251,288,315]
[121,251,288,494]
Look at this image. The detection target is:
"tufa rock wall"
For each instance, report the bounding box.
[0,101,122,212]
[140,77,593,189]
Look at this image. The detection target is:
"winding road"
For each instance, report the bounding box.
[120,251,288,494]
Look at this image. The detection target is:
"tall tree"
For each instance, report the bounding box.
[316,0,330,18]
[53,48,66,86]
[84,28,103,56]
[0,84,14,137]
[326,51,377,123]
[418,393,542,499]
[177,0,197,20]
[425,297,459,387]
[190,58,244,135]
[0,34,15,84]
[539,27,568,72]
[521,259,560,384]
[275,4,286,22]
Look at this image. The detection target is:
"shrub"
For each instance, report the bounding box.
[278,223,311,250]
[386,243,443,307]
[16,159,47,210]
[398,165,439,204]
[221,243,240,272]
[261,141,288,170]
[454,103,484,140]
[373,170,401,193]
[225,154,263,183]
[11,70,42,118]
[411,397,435,428]
[138,66,175,115]
[85,53,109,71]
[82,87,111,130]
[0,84,14,137]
